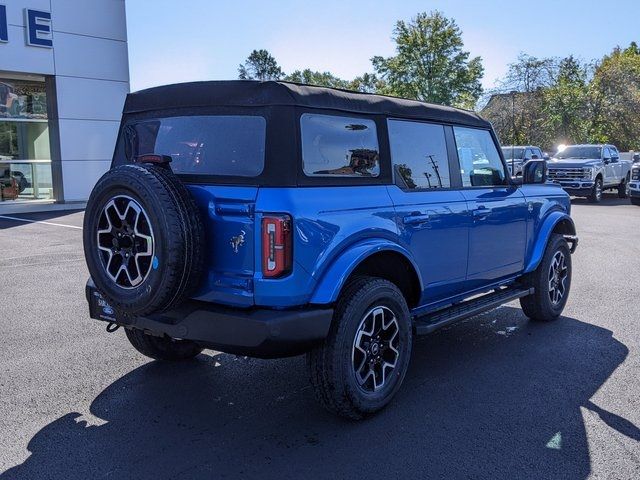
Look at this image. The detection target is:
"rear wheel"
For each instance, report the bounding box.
[588,177,603,203]
[307,277,412,419]
[618,174,630,198]
[125,328,203,361]
[520,234,572,322]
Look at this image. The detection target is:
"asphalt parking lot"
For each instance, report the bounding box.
[0,195,639,480]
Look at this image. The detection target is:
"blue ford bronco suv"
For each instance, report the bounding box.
[84,81,578,419]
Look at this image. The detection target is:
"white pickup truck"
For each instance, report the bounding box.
[546,144,632,203]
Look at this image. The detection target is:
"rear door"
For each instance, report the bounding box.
[453,126,528,290]
[387,119,469,302]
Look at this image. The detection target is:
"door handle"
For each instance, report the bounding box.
[403,213,430,225]
[472,207,491,220]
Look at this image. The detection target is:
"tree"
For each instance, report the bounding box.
[349,73,385,94]
[543,56,590,145]
[500,54,556,93]
[371,11,484,109]
[284,69,350,89]
[482,55,554,147]
[238,49,283,81]
[588,43,640,150]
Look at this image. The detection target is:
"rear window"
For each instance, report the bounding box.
[121,115,266,176]
[300,113,380,177]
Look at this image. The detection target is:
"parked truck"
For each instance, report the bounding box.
[547,144,632,203]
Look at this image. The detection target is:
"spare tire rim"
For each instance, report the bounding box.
[96,195,155,289]
[548,251,568,305]
[352,306,400,393]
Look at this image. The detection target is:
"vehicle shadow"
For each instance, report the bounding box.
[1,307,635,480]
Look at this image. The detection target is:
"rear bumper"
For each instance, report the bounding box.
[86,279,333,358]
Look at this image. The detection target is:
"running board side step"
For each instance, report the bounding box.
[414,287,534,335]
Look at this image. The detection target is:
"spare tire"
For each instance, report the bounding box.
[83,163,204,315]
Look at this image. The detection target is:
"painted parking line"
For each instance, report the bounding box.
[0,215,83,230]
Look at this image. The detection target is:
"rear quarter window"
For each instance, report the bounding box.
[300,113,380,177]
[121,115,266,177]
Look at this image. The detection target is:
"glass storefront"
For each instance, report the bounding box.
[0,78,53,202]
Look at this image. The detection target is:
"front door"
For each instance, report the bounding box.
[603,147,618,186]
[387,119,469,304]
[453,126,528,291]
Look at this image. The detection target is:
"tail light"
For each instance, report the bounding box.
[262,214,292,278]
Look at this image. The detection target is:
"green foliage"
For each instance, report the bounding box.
[588,43,640,149]
[371,11,484,109]
[543,56,589,145]
[284,69,350,89]
[483,44,640,151]
[239,11,484,107]
[238,49,284,81]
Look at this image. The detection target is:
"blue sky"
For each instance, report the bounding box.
[125,0,640,92]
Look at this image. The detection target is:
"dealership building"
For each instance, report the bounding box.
[0,0,129,212]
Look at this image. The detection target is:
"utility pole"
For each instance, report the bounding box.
[510,90,518,176]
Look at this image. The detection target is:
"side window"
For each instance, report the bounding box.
[532,148,542,159]
[610,147,619,158]
[387,119,451,189]
[523,148,533,160]
[300,113,379,177]
[603,147,611,159]
[453,127,506,187]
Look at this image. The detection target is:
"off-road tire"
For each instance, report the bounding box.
[125,328,203,361]
[588,177,603,203]
[83,163,204,315]
[307,277,412,420]
[520,234,572,322]
[618,174,630,198]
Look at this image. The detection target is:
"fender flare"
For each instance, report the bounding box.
[523,211,576,273]
[309,239,423,305]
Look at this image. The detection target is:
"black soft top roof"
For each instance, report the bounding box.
[123,80,490,128]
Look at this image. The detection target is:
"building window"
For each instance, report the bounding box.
[0,78,53,202]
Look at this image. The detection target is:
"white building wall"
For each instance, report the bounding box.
[1,0,130,203]
[51,0,129,202]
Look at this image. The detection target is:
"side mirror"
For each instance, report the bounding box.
[611,156,619,162]
[633,153,640,163]
[603,157,611,164]
[522,159,547,184]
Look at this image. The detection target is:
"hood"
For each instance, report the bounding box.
[548,158,602,168]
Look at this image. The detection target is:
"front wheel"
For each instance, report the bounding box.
[520,234,572,322]
[125,328,203,361]
[588,177,603,203]
[307,277,412,419]
[618,174,630,198]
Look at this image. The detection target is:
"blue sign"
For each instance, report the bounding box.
[26,9,52,48]
[0,5,8,43]
[0,5,53,47]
